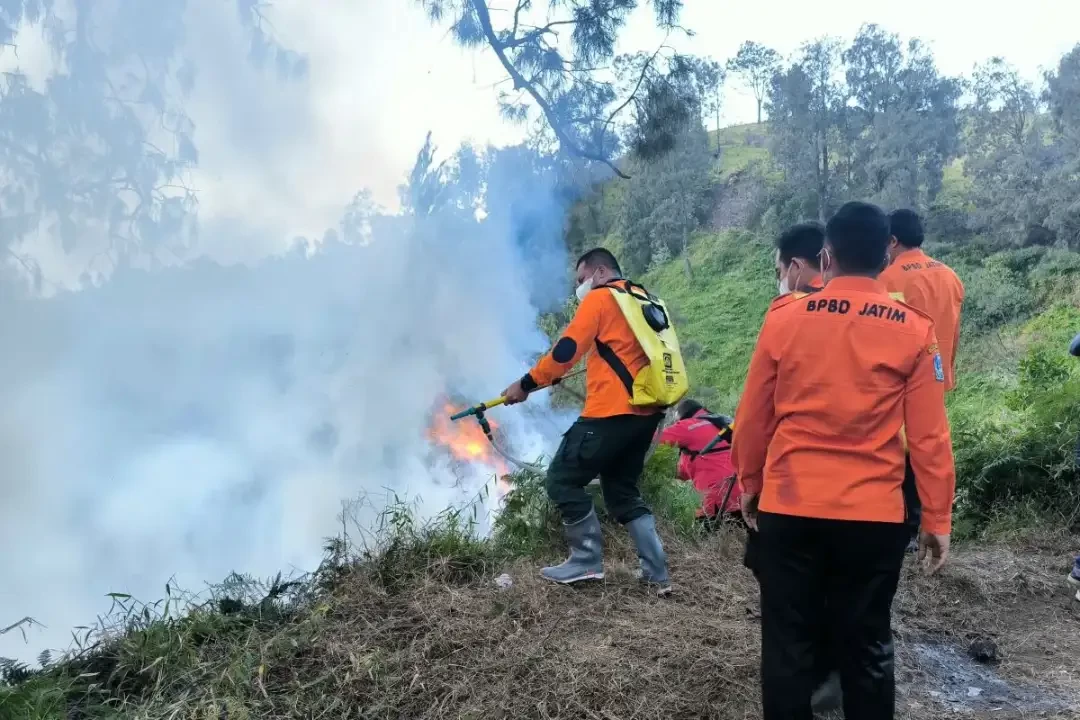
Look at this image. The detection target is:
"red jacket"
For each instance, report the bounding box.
[658,411,740,516]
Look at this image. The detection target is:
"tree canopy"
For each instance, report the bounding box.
[727,41,780,125]
[415,0,723,177]
[0,0,305,288]
[765,26,961,222]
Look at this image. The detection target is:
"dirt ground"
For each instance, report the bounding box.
[334,526,1080,719]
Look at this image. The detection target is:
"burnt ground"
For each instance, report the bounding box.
[891,538,1080,718]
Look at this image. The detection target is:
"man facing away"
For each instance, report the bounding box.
[880,209,965,547]
[732,201,957,720]
[502,248,671,593]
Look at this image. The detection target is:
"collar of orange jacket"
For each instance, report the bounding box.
[826,275,888,294]
[892,247,926,265]
[800,274,824,291]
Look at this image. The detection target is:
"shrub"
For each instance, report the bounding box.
[960,261,1034,331]
[951,326,1080,529]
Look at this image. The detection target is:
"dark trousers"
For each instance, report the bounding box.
[902,454,921,540]
[744,527,836,694]
[546,413,663,525]
[757,512,909,720]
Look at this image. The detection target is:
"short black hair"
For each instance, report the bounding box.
[576,247,622,276]
[776,222,825,265]
[675,398,705,420]
[825,201,889,275]
[889,209,924,248]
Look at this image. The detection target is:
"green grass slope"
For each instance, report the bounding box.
[643,229,774,410]
[707,123,771,179]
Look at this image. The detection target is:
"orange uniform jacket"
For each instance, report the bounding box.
[879,248,965,391]
[731,276,956,534]
[524,281,655,419]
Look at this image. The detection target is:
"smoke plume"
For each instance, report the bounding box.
[0,1,573,661]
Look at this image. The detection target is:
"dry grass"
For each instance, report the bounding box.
[3,522,1079,720]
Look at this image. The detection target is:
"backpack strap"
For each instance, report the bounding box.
[601,279,656,303]
[593,280,646,398]
[683,415,734,460]
[594,339,634,396]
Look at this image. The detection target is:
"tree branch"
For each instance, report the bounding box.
[604,44,669,130]
[469,0,628,178]
[511,0,527,37]
[502,19,578,50]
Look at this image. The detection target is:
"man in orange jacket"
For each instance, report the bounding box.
[880,209,965,548]
[747,221,828,575]
[733,201,956,719]
[502,248,670,592]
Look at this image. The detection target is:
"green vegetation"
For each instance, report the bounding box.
[644,229,774,410]
[710,123,771,179]
[5,2,1080,714]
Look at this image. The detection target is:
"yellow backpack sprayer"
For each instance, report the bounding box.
[447,278,688,471]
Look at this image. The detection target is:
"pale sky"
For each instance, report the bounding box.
[330,0,1079,210]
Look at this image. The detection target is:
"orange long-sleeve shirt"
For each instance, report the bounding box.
[879,248,965,391]
[524,281,655,418]
[731,276,956,534]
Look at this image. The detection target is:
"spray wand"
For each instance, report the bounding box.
[447,369,586,472]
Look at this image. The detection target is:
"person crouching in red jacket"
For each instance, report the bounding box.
[658,399,742,526]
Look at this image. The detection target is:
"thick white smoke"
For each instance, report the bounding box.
[0,1,573,661]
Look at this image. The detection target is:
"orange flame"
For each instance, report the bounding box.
[429,403,509,476]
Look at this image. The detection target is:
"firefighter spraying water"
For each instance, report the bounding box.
[449,248,688,593]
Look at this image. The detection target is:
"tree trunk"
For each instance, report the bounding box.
[819,132,830,222]
[682,222,693,281]
[715,104,721,153]
[756,98,763,125]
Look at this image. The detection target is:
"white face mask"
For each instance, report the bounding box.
[575,277,594,302]
[574,269,600,304]
[777,261,800,295]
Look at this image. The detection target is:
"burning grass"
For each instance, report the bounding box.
[3,458,1078,719]
[427,401,508,473]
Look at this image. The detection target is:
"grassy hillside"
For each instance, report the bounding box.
[708,123,771,179]
[643,229,773,410]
